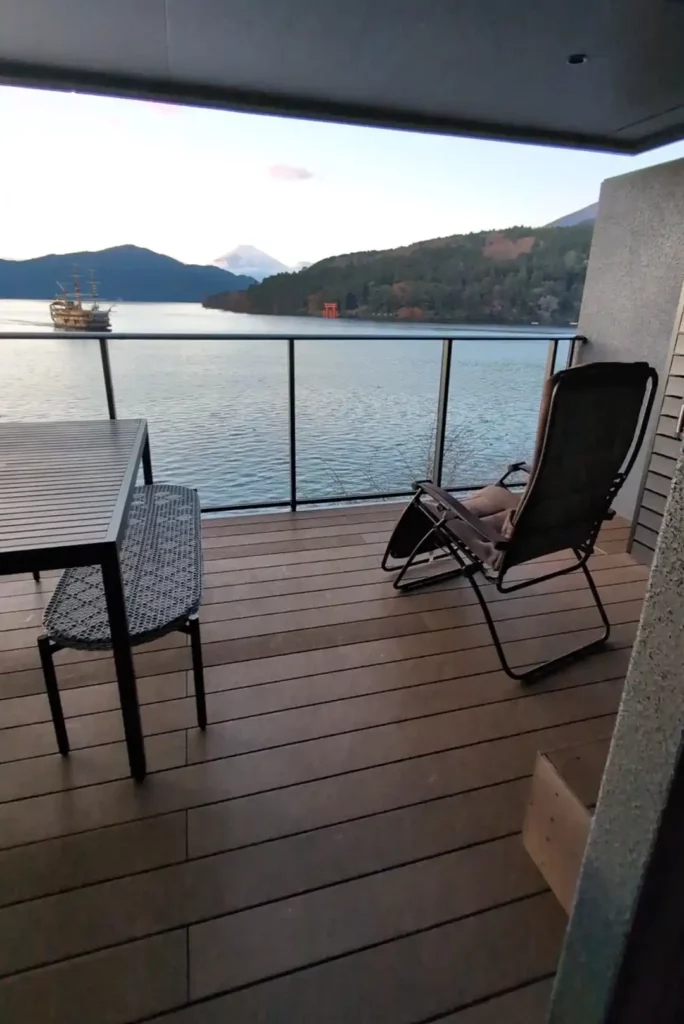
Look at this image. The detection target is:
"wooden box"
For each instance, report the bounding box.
[522,736,611,913]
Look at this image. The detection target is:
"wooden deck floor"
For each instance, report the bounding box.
[0,504,645,1023]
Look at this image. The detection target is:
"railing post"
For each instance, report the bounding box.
[544,338,560,379]
[433,338,453,485]
[98,336,117,419]
[288,338,297,511]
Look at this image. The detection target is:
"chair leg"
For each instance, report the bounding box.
[37,635,69,755]
[381,492,423,573]
[32,570,40,583]
[391,525,471,592]
[381,497,453,581]
[468,557,611,685]
[382,492,476,592]
[188,616,207,730]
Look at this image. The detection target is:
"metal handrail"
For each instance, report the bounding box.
[0,330,577,341]
[1,330,585,514]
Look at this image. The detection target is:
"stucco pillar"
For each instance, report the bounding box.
[549,437,684,1021]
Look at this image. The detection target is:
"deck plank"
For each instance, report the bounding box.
[0,572,646,653]
[203,615,639,691]
[435,978,554,1022]
[1,717,613,906]
[0,931,187,1024]
[0,681,621,849]
[0,813,187,909]
[0,642,630,775]
[0,730,187,803]
[185,679,623,765]
[189,835,548,998]
[0,784,530,976]
[158,896,564,1023]
[196,562,647,620]
[0,505,644,1023]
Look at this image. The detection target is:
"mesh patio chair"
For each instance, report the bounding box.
[382,361,658,683]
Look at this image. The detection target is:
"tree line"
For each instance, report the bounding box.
[204,223,593,325]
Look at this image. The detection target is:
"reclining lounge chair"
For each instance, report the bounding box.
[382,361,658,683]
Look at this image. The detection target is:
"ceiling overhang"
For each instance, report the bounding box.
[2,0,684,154]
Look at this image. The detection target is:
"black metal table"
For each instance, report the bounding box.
[0,419,153,780]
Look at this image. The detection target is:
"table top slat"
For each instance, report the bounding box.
[0,420,146,565]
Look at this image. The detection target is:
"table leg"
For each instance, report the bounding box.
[102,549,147,781]
[142,434,154,485]
[38,635,70,756]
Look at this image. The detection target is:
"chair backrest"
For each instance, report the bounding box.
[500,361,658,573]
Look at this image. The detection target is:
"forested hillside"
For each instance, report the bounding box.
[204,223,593,325]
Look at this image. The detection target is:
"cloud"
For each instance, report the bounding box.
[268,164,314,181]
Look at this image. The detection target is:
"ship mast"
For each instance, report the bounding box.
[72,266,82,305]
[89,270,99,308]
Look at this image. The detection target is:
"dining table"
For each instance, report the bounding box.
[0,418,154,780]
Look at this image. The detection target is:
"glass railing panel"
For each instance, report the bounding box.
[1,326,572,509]
[295,338,443,500]
[107,338,290,508]
[0,336,108,421]
[441,338,552,489]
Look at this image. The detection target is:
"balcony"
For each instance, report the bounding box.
[2,8,683,1015]
[0,495,645,1022]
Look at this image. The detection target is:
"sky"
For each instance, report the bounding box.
[2,84,684,268]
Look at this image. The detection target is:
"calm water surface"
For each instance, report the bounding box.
[0,301,568,508]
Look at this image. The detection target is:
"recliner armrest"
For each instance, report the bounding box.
[498,461,532,486]
[413,481,503,544]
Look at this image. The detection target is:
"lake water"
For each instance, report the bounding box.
[0,300,570,509]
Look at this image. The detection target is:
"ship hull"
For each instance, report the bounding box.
[50,303,111,331]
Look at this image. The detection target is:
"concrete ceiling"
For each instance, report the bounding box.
[1,0,684,152]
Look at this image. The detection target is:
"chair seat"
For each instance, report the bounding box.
[445,484,520,567]
[43,485,202,651]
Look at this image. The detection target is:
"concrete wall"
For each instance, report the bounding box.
[550,438,684,1022]
[577,156,684,520]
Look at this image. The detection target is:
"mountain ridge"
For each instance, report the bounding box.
[0,245,255,301]
[546,202,598,228]
[203,222,594,325]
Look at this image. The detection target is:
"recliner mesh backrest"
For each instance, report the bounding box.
[500,361,657,572]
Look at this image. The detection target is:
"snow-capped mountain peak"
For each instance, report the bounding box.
[213,245,290,282]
